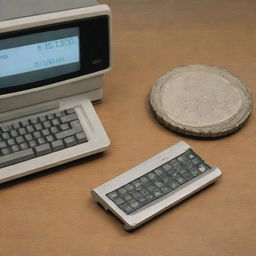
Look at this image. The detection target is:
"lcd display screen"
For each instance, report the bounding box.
[0,27,80,88]
[0,15,109,95]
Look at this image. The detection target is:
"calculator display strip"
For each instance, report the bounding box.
[106,149,210,215]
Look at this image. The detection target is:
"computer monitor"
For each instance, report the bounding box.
[0,0,111,112]
[0,0,111,183]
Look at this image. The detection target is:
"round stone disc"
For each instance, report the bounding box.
[150,64,253,137]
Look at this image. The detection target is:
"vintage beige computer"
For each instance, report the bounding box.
[0,0,111,183]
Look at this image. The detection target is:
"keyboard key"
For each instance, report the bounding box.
[1,124,11,132]
[60,123,69,131]
[60,113,78,123]
[46,135,54,142]
[18,127,27,135]
[7,138,15,146]
[30,117,39,124]
[132,180,142,190]
[2,132,10,140]
[12,123,21,129]
[20,142,28,150]
[46,113,55,120]
[0,141,7,148]
[16,136,25,144]
[123,193,133,201]
[140,188,152,197]
[187,151,195,159]
[118,188,127,195]
[21,120,30,127]
[147,185,157,193]
[113,197,125,205]
[63,136,77,147]
[168,180,180,189]
[192,157,201,164]
[1,148,11,155]
[175,174,186,184]
[132,192,146,202]
[154,170,169,183]
[176,167,187,176]
[139,176,149,184]
[180,170,194,181]
[39,115,47,122]
[190,167,201,177]
[124,184,134,192]
[147,172,157,180]
[70,120,82,128]
[199,164,209,172]
[35,143,52,157]
[55,111,63,118]
[11,145,20,152]
[51,119,60,126]
[50,127,58,134]
[177,156,186,165]
[170,159,180,168]
[33,131,41,139]
[162,163,173,171]
[26,125,34,133]
[0,148,35,168]
[66,108,76,114]
[153,180,165,188]
[152,189,163,198]
[129,199,140,209]
[42,129,50,136]
[37,138,46,145]
[51,140,65,151]
[25,134,33,141]
[34,123,43,131]
[55,127,83,140]
[120,203,133,214]
[43,121,51,128]
[75,132,88,143]
[154,168,165,176]
[29,140,37,148]
[10,130,18,137]
[108,191,119,200]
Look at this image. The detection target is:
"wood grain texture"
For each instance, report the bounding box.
[1,1,256,256]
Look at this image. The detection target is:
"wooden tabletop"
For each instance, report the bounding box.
[1,0,255,255]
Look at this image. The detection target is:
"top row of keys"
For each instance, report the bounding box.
[0,108,76,132]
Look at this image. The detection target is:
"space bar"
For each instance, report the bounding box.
[0,149,35,168]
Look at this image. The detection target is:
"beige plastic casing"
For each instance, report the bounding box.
[0,4,111,183]
[91,141,222,230]
[0,94,110,183]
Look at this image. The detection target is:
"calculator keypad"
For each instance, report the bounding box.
[106,149,210,215]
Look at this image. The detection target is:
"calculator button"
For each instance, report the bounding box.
[199,164,209,172]
[114,198,125,206]
[190,168,201,176]
[129,199,140,209]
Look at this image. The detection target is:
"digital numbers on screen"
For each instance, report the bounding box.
[37,37,75,51]
[0,36,80,78]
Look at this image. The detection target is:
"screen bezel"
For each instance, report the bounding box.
[0,15,110,95]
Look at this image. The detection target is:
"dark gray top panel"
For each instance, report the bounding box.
[0,0,98,21]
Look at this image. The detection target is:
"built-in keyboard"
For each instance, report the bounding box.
[0,108,87,168]
[91,141,222,230]
[106,149,210,215]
